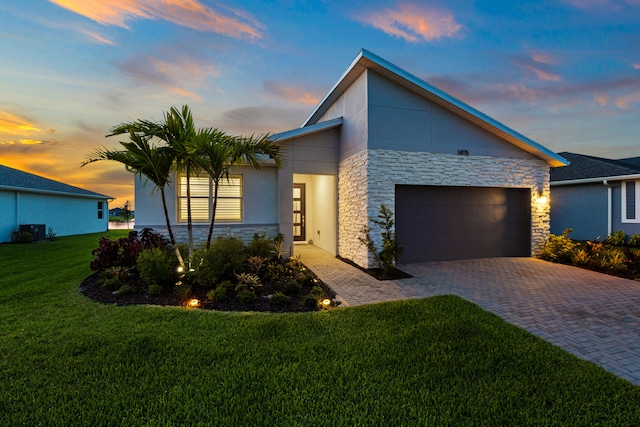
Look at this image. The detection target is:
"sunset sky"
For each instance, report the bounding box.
[1,0,639,208]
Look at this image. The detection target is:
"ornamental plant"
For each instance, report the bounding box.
[358,204,403,277]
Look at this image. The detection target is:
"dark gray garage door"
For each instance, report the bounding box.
[395,185,531,263]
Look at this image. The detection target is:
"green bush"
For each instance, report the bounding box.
[117,284,134,295]
[358,205,403,276]
[207,281,233,301]
[137,247,177,287]
[540,228,578,264]
[237,290,257,304]
[147,284,163,297]
[629,234,640,246]
[303,294,319,309]
[102,276,124,291]
[607,230,626,245]
[245,233,277,259]
[174,283,191,298]
[269,292,290,306]
[283,280,301,295]
[11,231,33,244]
[193,237,246,287]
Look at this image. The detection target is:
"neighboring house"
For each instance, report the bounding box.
[109,207,134,217]
[550,152,640,240]
[135,49,567,266]
[0,164,112,242]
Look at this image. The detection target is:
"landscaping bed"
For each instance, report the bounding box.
[79,269,336,313]
[82,229,337,313]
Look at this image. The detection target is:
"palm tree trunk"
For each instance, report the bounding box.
[206,179,220,250]
[161,188,185,268]
[186,163,194,259]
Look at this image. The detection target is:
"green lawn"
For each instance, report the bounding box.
[1,232,638,426]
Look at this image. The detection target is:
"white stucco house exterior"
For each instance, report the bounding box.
[135,50,568,267]
[0,164,112,243]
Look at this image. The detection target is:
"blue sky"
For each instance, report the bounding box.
[1,0,639,207]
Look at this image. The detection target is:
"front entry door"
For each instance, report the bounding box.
[293,184,306,241]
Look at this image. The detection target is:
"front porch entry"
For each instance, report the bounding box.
[292,173,337,255]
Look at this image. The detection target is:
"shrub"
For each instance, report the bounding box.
[309,285,324,300]
[117,284,134,295]
[11,231,33,244]
[235,273,262,293]
[207,281,233,301]
[237,290,257,304]
[90,228,168,273]
[193,237,246,287]
[47,227,56,241]
[137,247,176,287]
[599,249,628,274]
[174,283,191,298]
[607,230,626,245]
[147,284,163,297]
[245,233,277,258]
[540,228,578,264]
[102,276,124,291]
[283,280,301,295]
[303,294,319,309]
[629,234,640,246]
[358,205,403,276]
[246,256,267,276]
[269,292,290,306]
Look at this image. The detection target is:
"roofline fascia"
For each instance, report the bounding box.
[551,174,640,186]
[0,185,113,200]
[302,49,568,167]
[272,117,343,142]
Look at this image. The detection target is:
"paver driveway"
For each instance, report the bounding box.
[296,245,640,385]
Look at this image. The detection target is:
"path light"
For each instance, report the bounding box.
[177,266,184,274]
[186,298,200,308]
[322,299,331,308]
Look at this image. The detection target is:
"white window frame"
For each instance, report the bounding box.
[178,173,243,223]
[621,180,640,223]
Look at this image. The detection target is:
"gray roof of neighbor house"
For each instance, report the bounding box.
[551,152,640,183]
[302,49,568,167]
[0,164,111,199]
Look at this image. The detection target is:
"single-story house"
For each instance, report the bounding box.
[135,49,568,266]
[0,164,112,242]
[550,152,640,240]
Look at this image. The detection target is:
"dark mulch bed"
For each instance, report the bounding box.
[336,256,412,280]
[79,270,337,313]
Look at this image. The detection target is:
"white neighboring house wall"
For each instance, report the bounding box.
[134,164,280,245]
[0,189,109,242]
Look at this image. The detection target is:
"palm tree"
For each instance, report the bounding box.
[157,106,198,257]
[82,130,185,268]
[191,129,284,249]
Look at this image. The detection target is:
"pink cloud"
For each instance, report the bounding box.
[633,63,640,69]
[263,81,321,105]
[49,0,264,40]
[113,54,218,101]
[356,3,462,42]
[81,29,116,45]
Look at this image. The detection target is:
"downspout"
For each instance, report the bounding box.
[603,180,612,237]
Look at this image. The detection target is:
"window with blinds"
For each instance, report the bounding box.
[178,174,242,222]
[622,180,640,223]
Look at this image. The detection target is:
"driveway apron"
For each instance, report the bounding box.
[296,244,640,385]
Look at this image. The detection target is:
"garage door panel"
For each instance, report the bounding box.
[396,185,531,263]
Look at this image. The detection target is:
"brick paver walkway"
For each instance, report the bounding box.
[296,244,640,385]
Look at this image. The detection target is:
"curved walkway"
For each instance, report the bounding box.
[296,244,640,385]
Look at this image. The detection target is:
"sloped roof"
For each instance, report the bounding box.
[303,49,568,167]
[271,117,342,143]
[551,152,640,183]
[0,164,111,199]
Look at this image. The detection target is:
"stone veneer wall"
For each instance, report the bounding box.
[338,149,551,268]
[137,224,280,246]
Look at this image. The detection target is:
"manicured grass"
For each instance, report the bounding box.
[1,232,638,425]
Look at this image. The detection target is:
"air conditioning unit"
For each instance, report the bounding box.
[20,224,46,242]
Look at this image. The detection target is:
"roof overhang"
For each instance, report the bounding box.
[551,174,640,186]
[270,117,343,143]
[303,49,568,168]
[0,185,113,200]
